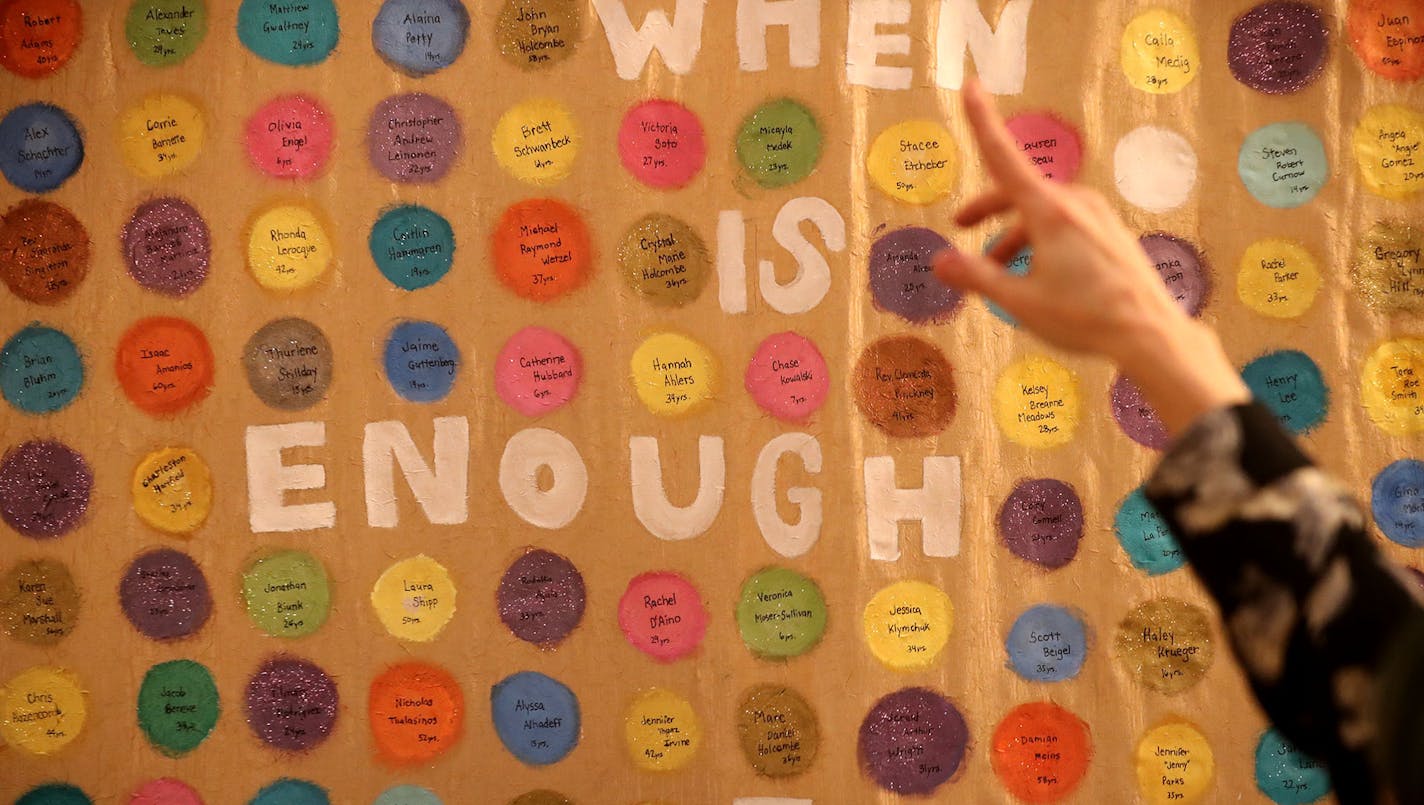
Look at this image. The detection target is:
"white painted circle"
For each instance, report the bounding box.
[1113,126,1198,213]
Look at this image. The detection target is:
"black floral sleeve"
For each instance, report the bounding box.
[1144,402,1424,804]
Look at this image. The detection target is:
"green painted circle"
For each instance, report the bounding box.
[735,566,827,658]
[136,659,219,756]
[241,549,331,638]
[735,98,822,188]
[126,0,209,66]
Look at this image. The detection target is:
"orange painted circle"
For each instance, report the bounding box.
[1349,0,1424,81]
[368,662,464,764]
[491,199,591,301]
[991,701,1092,803]
[0,0,81,78]
[114,317,214,415]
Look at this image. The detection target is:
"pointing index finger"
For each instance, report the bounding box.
[962,78,1042,197]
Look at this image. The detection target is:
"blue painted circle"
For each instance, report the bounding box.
[369,205,456,290]
[1241,350,1328,434]
[1113,486,1185,575]
[0,103,84,193]
[982,234,1032,326]
[237,0,339,66]
[1,324,83,414]
[489,670,580,765]
[383,320,459,402]
[1254,728,1331,804]
[372,0,470,75]
[1372,459,1424,547]
[372,785,443,805]
[16,784,92,805]
[249,779,329,805]
[1237,122,1328,209]
[1004,604,1087,682]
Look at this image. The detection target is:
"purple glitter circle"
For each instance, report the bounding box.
[858,687,968,795]
[0,440,91,539]
[1228,2,1328,95]
[244,656,339,752]
[1141,232,1209,317]
[119,548,213,641]
[367,93,461,183]
[998,478,1084,569]
[868,227,963,324]
[121,197,211,297]
[496,548,587,647]
[1111,374,1170,450]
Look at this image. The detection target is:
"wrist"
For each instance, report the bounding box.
[1116,315,1252,436]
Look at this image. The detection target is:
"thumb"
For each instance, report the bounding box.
[932,247,1033,314]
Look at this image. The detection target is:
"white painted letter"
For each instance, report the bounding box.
[760,197,846,314]
[863,456,962,560]
[737,0,821,71]
[499,428,588,529]
[935,0,1033,93]
[591,0,708,79]
[363,417,470,528]
[717,209,749,314]
[847,0,912,90]
[630,435,725,541]
[752,433,823,558]
[246,422,335,533]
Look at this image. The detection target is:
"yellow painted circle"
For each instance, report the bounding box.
[491,98,580,185]
[862,580,952,671]
[1362,338,1424,435]
[119,94,205,178]
[993,355,1081,448]
[1120,9,1199,94]
[625,688,701,771]
[1236,239,1321,319]
[867,120,958,205]
[370,554,457,642]
[130,446,213,535]
[1354,104,1424,201]
[1135,721,1215,805]
[0,666,86,755]
[630,332,717,416]
[246,204,333,291]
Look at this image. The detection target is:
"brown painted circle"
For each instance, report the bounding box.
[852,335,957,437]
[618,213,710,307]
[0,557,78,644]
[0,199,88,303]
[735,684,820,777]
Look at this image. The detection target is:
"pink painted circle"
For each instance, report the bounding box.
[744,331,829,422]
[131,778,204,805]
[494,326,583,417]
[617,99,706,189]
[1005,112,1083,183]
[244,95,334,179]
[617,571,708,662]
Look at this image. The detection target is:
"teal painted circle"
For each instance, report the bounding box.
[369,205,455,290]
[983,234,1032,326]
[1242,349,1328,434]
[249,779,329,805]
[1255,728,1330,804]
[237,0,339,66]
[1113,486,1185,575]
[373,785,442,805]
[1,324,83,413]
[1237,122,1327,208]
[16,784,92,805]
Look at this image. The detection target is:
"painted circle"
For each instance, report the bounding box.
[131,779,204,805]
[119,94,204,179]
[1114,126,1197,213]
[619,213,711,306]
[119,548,212,640]
[1005,112,1083,183]
[1362,338,1424,435]
[0,440,90,538]
[494,0,581,69]
[496,548,586,646]
[244,95,333,179]
[985,236,1033,325]
[994,355,1081,448]
[1355,222,1424,313]
[0,665,86,754]
[991,702,1092,803]
[1238,121,1328,208]
[237,0,338,66]
[0,0,81,76]
[370,554,457,642]
[369,204,454,291]
[491,97,579,185]
[735,566,828,659]
[1228,2,1328,94]
[367,93,461,183]
[0,102,82,192]
[1238,238,1320,319]
[618,571,709,662]
[1005,604,1088,683]
[373,786,441,805]
[131,446,213,534]
[1135,721,1215,804]
[618,99,706,189]
[1241,350,1328,434]
[1348,0,1424,81]
[248,780,329,805]
[734,684,819,777]
[1141,232,1209,316]
[490,671,580,765]
[507,793,568,805]
[372,0,469,75]
[1,324,82,413]
[997,478,1084,570]
[126,0,208,67]
[1255,727,1331,804]
[851,335,956,437]
[1115,598,1215,694]
[15,785,91,805]
[735,98,822,188]
[245,203,332,291]
[629,331,718,417]
[122,197,210,297]
[868,120,958,205]
[1355,105,1424,201]
[241,550,331,638]
[369,662,464,764]
[744,331,829,422]
[862,580,953,671]
[243,318,333,411]
[115,317,213,415]
[858,688,968,795]
[243,657,339,751]
[137,659,219,756]
[1121,9,1199,94]
[494,326,582,417]
[491,198,591,300]
[868,226,962,323]
[624,688,700,771]
[1114,486,1186,575]
[0,199,88,303]
[0,557,79,644]
[383,320,459,403]
[1111,374,1169,450]
[1372,459,1424,547]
